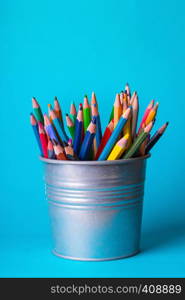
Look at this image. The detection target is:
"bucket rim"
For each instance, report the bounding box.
[39,153,151,165]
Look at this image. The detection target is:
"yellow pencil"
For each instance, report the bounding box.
[122,94,132,148]
[114,93,122,129]
[107,134,129,160]
[144,102,159,126]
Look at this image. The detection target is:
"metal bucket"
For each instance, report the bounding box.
[40,155,150,261]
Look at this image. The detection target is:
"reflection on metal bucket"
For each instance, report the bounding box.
[40,155,150,261]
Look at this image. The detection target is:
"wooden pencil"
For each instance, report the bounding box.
[79,117,96,160]
[49,109,69,143]
[73,103,83,155]
[44,114,60,144]
[66,114,75,140]
[122,93,132,149]
[32,97,44,124]
[107,134,129,160]
[70,101,77,124]
[123,122,153,159]
[95,119,114,160]
[138,99,154,133]
[38,121,48,158]
[114,94,122,129]
[83,95,91,133]
[54,96,64,127]
[52,139,67,160]
[144,102,159,126]
[30,113,43,155]
[125,83,131,99]
[145,122,169,153]
[98,107,131,161]
[48,139,55,159]
[91,103,102,154]
[130,91,139,139]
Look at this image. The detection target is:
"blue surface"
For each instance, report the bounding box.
[0,0,185,277]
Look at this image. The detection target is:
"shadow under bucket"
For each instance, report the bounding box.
[40,154,150,261]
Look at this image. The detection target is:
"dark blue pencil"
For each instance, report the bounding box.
[79,117,96,160]
[73,104,83,155]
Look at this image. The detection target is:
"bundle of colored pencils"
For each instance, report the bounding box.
[30,84,168,161]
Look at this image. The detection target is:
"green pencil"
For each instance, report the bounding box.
[32,97,44,124]
[66,114,75,141]
[123,122,153,159]
[83,95,91,133]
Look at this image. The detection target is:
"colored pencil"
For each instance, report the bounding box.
[66,114,75,140]
[91,103,102,153]
[123,122,153,159]
[114,94,122,129]
[73,104,83,155]
[107,134,129,160]
[95,119,114,160]
[52,139,67,160]
[139,136,149,156]
[83,95,91,133]
[48,139,55,159]
[98,107,131,161]
[38,121,48,158]
[108,105,114,122]
[70,101,77,124]
[44,114,60,144]
[130,91,139,139]
[49,109,69,143]
[54,96,64,126]
[91,91,97,106]
[48,104,53,123]
[79,117,96,160]
[30,113,43,155]
[138,99,154,133]
[144,102,159,126]
[145,122,169,153]
[64,142,74,156]
[122,93,132,149]
[125,83,131,99]
[32,97,44,124]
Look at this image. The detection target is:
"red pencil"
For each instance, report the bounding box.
[38,122,48,158]
[138,100,154,134]
[95,119,114,160]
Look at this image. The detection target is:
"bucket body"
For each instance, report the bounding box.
[40,155,149,261]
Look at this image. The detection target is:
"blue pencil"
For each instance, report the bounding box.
[91,104,102,149]
[44,114,60,144]
[48,139,55,159]
[98,107,131,161]
[30,113,43,155]
[79,117,96,160]
[50,109,69,143]
[73,104,83,155]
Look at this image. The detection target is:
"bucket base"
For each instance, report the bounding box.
[52,249,140,262]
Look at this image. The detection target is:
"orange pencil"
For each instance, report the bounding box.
[144,102,159,126]
[52,140,67,160]
[138,100,154,133]
[54,96,64,126]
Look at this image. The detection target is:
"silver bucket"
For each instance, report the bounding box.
[40,155,150,261]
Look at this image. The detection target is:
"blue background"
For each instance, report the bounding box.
[0,0,185,277]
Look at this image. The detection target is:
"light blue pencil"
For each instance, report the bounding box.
[50,109,69,143]
[98,107,131,161]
